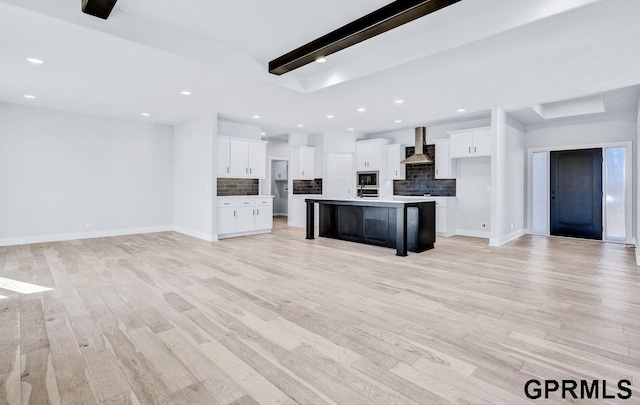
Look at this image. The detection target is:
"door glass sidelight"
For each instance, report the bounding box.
[532,152,549,235]
[604,147,625,242]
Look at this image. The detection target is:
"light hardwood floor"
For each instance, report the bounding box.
[1,217,639,404]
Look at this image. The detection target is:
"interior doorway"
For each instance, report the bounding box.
[271,159,288,217]
[550,148,603,240]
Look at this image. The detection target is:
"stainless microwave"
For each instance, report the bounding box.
[357,171,379,189]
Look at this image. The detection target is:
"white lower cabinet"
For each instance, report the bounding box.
[431,197,457,237]
[217,196,274,239]
[289,195,319,228]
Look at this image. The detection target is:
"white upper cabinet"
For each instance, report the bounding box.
[217,137,267,179]
[448,127,492,158]
[229,140,249,177]
[248,142,266,178]
[273,161,288,181]
[434,139,456,179]
[356,139,390,171]
[291,146,315,180]
[217,138,231,177]
[386,144,406,180]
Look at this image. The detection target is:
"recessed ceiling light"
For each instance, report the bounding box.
[395,120,402,123]
[297,124,304,127]
[23,94,36,99]
[457,108,466,113]
[316,57,327,63]
[261,132,266,136]
[395,99,404,104]
[180,90,192,96]
[253,115,260,119]
[26,57,44,65]
[326,115,334,119]
[357,107,366,112]
[141,112,150,117]
[347,128,355,131]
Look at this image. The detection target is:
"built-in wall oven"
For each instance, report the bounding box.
[357,171,379,198]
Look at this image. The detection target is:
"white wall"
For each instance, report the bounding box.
[455,157,492,236]
[173,113,216,241]
[0,103,173,245]
[369,117,491,144]
[526,111,637,243]
[217,119,261,140]
[636,98,640,263]
[490,111,526,246]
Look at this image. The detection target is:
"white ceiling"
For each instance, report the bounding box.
[0,0,639,135]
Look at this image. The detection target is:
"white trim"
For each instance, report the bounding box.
[218,229,271,239]
[455,229,491,238]
[489,229,525,247]
[171,226,217,242]
[526,141,633,242]
[636,248,640,267]
[0,226,173,247]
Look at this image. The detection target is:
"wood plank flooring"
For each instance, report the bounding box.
[1,217,639,404]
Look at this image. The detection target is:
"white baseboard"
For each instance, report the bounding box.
[171,226,217,242]
[636,247,640,267]
[455,229,491,239]
[218,229,270,240]
[489,229,525,247]
[0,225,173,247]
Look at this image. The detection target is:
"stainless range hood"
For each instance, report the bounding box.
[401,127,434,165]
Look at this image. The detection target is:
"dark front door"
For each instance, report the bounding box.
[550,149,603,240]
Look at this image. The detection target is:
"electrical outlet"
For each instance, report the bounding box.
[481,222,487,229]
[510,223,514,230]
[86,222,91,229]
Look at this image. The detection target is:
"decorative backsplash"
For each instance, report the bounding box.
[393,145,456,196]
[217,178,259,196]
[293,179,323,195]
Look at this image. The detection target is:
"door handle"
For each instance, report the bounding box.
[474,146,477,153]
[468,147,471,154]
[257,209,259,215]
[250,168,252,174]
[227,167,229,173]
[233,210,236,217]
[246,168,248,174]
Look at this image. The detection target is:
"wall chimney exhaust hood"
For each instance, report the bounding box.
[401,127,433,165]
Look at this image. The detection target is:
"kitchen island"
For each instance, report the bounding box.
[305,197,436,256]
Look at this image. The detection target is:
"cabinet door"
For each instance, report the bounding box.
[299,147,315,179]
[436,206,446,234]
[435,141,455,179]
[386,145,406,180]
[355,143,369,171]
[217,207,237,235]
[229,140,249,178]
[473,130,492,157]
[248,142,266,179]
[236,207,255,232]
[273,161,288,180]
[326,154,353,198]
[217,139,231,177]
[255,205,273,230]
[450,133,473,158]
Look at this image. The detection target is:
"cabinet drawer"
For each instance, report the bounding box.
[256,198,273,206]
[217,198,237,208]
[237,198,256,207]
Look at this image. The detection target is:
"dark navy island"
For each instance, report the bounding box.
[305,197,436,256]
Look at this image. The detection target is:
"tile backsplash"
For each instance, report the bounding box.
[393,145,456,196]
[217,178,259,196]
[293,179,323,195]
